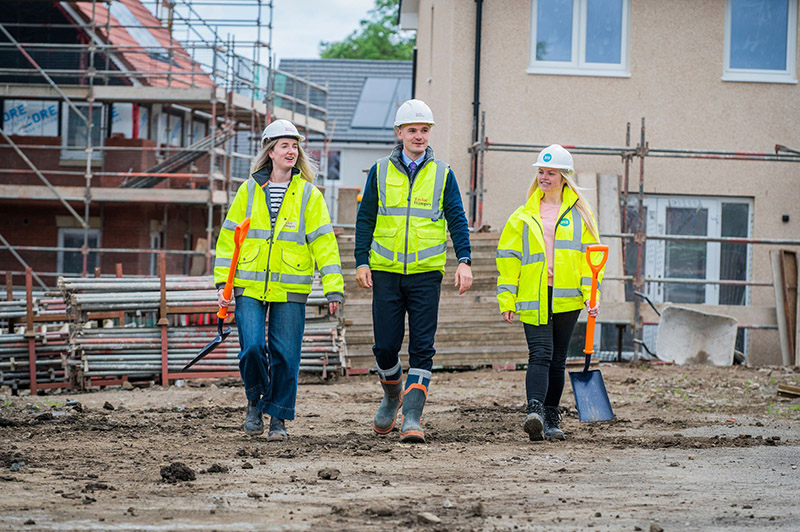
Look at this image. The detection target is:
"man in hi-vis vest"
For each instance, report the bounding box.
[355,99,473,443]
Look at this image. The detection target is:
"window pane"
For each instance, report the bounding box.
[67,105,102,148]
[720,203,749,305]
[730,0,789,70]
[62,231,99,275]
[664,207,707,304]
[585,0,623,64]
[536,0,574,61]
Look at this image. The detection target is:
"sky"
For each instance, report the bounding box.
[152,0,377,64]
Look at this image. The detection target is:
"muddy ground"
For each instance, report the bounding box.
[1,363,799,531]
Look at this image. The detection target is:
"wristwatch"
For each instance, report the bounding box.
[459,258,472,266]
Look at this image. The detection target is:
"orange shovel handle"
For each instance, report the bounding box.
[217,218,251,320]
[583,245,609,356]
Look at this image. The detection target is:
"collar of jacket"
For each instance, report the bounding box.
[388,144,435,180]
[251,165,301,187]
[526,184,579,217]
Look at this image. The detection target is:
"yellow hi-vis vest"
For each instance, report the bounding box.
[214,173,344,303]
[495,186,604,325]
[369,156,449,274]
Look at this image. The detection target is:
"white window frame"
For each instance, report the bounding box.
[528,0,631,77]
[60,102,105,160]
[723,0,798,84]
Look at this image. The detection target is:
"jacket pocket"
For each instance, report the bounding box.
[281,245,312,272]
[237,241,261,266]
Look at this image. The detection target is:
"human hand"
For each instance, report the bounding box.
[502,310,514,324]
[356,266,373,288]
[454,263,473,295]
[217,288,231,308]
[328,301,340,315]
[585,299,599,317]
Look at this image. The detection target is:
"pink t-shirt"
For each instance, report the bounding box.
[539,201,561,286]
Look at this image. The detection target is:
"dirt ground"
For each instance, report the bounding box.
[1,363,799,532]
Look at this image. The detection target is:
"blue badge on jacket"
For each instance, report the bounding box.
[559,218,570,227]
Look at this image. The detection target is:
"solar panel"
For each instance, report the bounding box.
[351,77,411,129]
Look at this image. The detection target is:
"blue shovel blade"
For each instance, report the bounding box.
[569,369,614,422]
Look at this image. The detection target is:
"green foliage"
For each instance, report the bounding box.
[319,0,415,60]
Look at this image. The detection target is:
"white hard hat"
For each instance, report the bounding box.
[533,144,574,173]
[394,99,435,128]
[261,119,305,143]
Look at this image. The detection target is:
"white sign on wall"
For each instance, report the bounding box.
[2,100,59,136]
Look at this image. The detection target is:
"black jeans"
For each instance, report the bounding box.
[523,287,581,407]
[371,269,443,372]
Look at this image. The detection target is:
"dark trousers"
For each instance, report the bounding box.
[523,287,581,407]
[371,270,443,372]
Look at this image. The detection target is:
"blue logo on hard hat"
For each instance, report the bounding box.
[543,153,552,162]
[559,218,570,227]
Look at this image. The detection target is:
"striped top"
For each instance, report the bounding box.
[264,180,290,225]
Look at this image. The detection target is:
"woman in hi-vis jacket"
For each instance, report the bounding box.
[214,119,343,440]
[496,144,604,442]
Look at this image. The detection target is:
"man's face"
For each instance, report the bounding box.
[397,123,431,159]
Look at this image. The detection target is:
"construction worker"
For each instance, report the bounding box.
[214,119,344,440]
[496,145,604,442]
[355,99,473,443]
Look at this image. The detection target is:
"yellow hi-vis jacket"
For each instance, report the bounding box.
[214,172,344,304]
[369,155,449,274]
[496,186,603,325]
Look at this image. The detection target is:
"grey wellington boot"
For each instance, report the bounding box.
[543,406,565,440]
[523,398,545,441]
[243,403,264,436]
[399,368,431,443]
[373,361,403,434]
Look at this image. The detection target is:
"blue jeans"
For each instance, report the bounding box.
[235,295,306,420]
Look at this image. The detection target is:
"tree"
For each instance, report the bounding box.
[319,0,415,60]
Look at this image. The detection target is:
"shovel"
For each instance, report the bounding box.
[569,244,614,422]
[182,218,251,371]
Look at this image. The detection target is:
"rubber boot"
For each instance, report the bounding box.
[243,402,264,436]
[373,361,403,434]
[524,398,545,441]
[400,368,431,443]
[268,417,287,441]
[543,405,565,441]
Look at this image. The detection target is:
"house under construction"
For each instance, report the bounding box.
[0,0,327,286]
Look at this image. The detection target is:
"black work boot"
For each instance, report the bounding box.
[399,368,431,443]
[243,402,263,436]
[268,417,287,441]
[543,405,565,440]
[373,361,403,434]
[523,398,545,441]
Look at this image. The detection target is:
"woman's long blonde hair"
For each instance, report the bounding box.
[249,137,316,183]
[527,170,600,242]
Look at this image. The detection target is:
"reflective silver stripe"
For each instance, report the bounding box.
[215,257,231,268]
[497,284,518,295]
[397,251,414,262]
[376,156,391,208]
[522,252,545,266]
[429,159,447,221]
[515,300,539,311]
[320,264,343,276]
[298,181,313,238]
[555,209,583,251]
[277,231,303,243]
[278,273,313,285]
[378,206,445,220]
[417,242,447,261]
[246,178,256,218]
[371,240,394,261]
[552,288,582,298]
[497,248,522,260]
[235,270,267,282]
[222,219,238,231]
[307,223,333,243]
[580,276,602,288]
[247,228,272,240]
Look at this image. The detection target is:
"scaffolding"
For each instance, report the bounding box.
[469,113,800,361]
[0,0,328,286]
